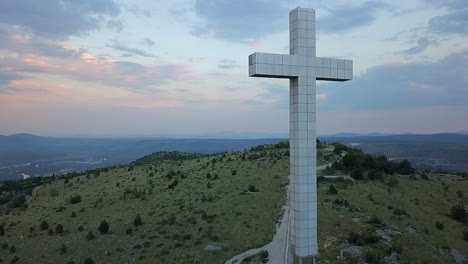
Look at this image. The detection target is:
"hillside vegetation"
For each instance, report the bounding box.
[0,141,467,264]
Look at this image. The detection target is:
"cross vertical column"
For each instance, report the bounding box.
[289,7,318,262]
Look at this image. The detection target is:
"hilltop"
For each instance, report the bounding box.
[0,141,467,264]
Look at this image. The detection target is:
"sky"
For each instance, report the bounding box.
[0,0,467,137]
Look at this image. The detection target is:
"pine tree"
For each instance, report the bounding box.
[133,214,143,226]
[55,224,64,234]
[98,220,110,234]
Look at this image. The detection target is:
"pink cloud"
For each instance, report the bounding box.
[0,33,197,93]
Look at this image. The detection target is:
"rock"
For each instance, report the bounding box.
[205,245,222,251]
[342,245,364,259]
[450,248,467,264]
[375,228,401,242]
[406,225,417,233]
[382,252,401,264]
[351,218,360,223]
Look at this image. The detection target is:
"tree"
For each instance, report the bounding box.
[133,214,143,226]
[435,220,444,230]
[463,230,468,242]
[98,220,110,234]
[39,220,49,231]
[0,224,4,236]
[55,224,64,235]
[450,204,467,223]
[328,184,338,195]
[351,168,364,180]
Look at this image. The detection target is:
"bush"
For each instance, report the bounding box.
[351,169,364,180]
[420,173,429,180]
[367,215,383,225]
[168,179,178,189]
[457,191,463,198]
[58,244,67,255]
[71,212,77,218]
[259,250,269,263]
[463,230,468,242]
[55,224,64,234]
[248,185,259,192]
[231,169,237,176]
[450,204,467,223]
[435,220,444,230]
[126,228,133,235]
[133,214,143,226]
[328,184,338,195]
[39,220,49,231]
[85,232,95,240]
[69,194,82,204]
[84,257,95,264]
[0,224,4,236]
[98,220,110,234]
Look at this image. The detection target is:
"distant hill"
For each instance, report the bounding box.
[320,133,468,172]
[0,134,285,180]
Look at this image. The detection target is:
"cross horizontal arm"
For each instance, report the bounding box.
[248,52,353,81]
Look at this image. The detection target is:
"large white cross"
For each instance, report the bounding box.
[248,7,353,263]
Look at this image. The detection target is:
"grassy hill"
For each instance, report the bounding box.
[0,142,467,264]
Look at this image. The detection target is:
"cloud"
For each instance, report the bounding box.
[0,0,120,39]
[318,50,468,111]
[398,37,434,54]
[218,59,240,69]
[192,0,288,41]
[0,69,26,93]
[106,42,157,58]
[318,1,389,33]
[0,49,195,93]
[428,9,468,35]
[143,38,155,47]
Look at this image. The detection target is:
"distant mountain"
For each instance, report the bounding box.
[320,133,394,138]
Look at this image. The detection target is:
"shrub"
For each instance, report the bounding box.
[0,224,4,236]
[435,220,444,230]
[126,228,133,235]
[367,215,383,225]
[78,226,84,231]
[58,244,67,255]
[84,257,95,264]
[387,177,399,188]
[133,214,143,226]
[85,232,95,240]
[463,230,468,242]
[168,179,178,189]
[351,169,364,180]
[69,194,82,204]
[450,204,467,223]
[259,250,269,263]
[248,185,259,192]
[55,224,64,234]
[231,169,237,176]
[457,191,463,198]
[128,166,134,171]
[39,220,49,231]
[98,220,110,234]
[420,173,429,180]
[9,246,16,254]
[328,184,338,195]
[71,212,77,218]
[48,229,54,236]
